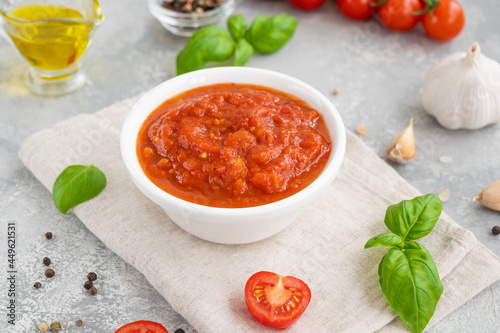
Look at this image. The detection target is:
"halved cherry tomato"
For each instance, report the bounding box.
[374,0,423,31]
[421,0,465,41]
[337,0,373,20]
[245,271,311,330]
[288,0,326,11]
[114,320,169,333]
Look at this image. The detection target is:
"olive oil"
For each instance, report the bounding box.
[6,4,93,71]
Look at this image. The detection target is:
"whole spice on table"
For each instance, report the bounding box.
[50,321,62,332]
[89,286,98,295]
[39,322,49,332]
[364,194,444,333]
[493,226,500,235]
[333,87,341,95]
[386,119,416,164]
[45,269,55,278]
[473,180,500,211]
[422,42,500,130]
[77,319,83,326]
[87,272,97,281]
[45,232,53,239]
[356,124,368,136]
[83,280,93,290]
[43,257,51,266]
[175,329,185,333]
[34,282,42,289]
[162,0,222,13]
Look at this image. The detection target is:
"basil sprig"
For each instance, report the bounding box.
[365,194,444,333]
[176,13,297,75]
[52,165,107,214]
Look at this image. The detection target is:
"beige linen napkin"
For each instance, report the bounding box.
[19,96,500,333]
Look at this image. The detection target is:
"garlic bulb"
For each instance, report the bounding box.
[422,42,500,130]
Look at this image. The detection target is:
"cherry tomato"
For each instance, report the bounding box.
[288,0,326,11]
[114,320,169,333]
[375,0,423,31]
[245,271,311,329]
[337,0,373,20]
[422,0,465,41]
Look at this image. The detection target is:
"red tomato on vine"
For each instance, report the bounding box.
[373,0,423,31]
[288,0,326,11]
[337,0,373,20]
[421,0,465,41]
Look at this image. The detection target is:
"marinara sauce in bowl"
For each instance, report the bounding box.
[121,67,346,244]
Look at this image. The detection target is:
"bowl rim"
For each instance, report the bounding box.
[148,0,236,18]
[120,67,346,221]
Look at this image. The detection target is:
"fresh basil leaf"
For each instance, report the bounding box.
[176,26,234,75]
[228,14,247,41]
[384,194,442,241]
[188,25,229,44]
[378,244,443,333]
[364,232,404,249]
[52,165,107,214]
[245,13,297,54]
[234,38,254,66]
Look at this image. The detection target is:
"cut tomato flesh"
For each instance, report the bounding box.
[114,320,169,333]
[245,271,311,329]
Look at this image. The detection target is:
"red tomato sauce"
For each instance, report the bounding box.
[137,83,331,208]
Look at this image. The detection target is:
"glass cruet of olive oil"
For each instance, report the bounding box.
[0,0,104,96]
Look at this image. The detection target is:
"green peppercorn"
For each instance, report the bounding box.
[50,321,62,332]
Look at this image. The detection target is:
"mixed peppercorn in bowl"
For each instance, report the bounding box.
[148,0,238,36]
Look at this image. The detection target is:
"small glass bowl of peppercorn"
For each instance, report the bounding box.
[148,0,238,37]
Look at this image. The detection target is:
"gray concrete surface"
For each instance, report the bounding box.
[1,0,499,332]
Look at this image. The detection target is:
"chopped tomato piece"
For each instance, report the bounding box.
[245,271,311,329]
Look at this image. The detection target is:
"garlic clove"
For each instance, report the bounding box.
[422,41,500,130]
[386,119,415,163]
[473,180,500,212]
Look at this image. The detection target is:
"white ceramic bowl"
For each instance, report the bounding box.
[121,67,346,244]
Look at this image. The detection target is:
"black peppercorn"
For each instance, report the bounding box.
[34,282,42,289]
[87,272,97,281]
[493,226,500,235]
[43,257,51,266]
[45,232,53,239]
[83,280,93,290]
[45,268,55,278]
[89,286,98,295]
[174,329,185,333]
